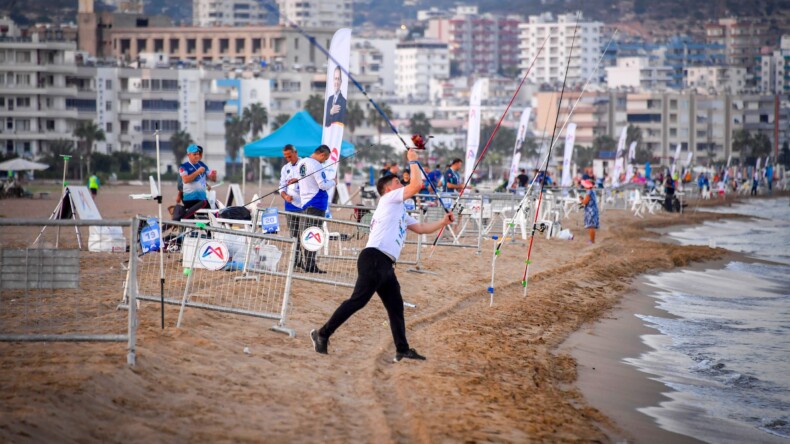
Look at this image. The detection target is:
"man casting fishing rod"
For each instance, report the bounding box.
[310,147,454,362]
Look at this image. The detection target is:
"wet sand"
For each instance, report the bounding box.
[0,182,768,442]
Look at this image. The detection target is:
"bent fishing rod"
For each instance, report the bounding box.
[520,12,581,295]
[427,32,551,254]
[263,2,454,212]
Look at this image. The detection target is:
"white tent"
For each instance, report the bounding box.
[0,158,49,171]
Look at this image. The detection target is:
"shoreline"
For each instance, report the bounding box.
[563,207,788,444]
[0,185,784,442]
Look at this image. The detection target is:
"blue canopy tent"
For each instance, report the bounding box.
[243,110,355,158]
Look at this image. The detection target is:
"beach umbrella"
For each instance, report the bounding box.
[0,158,50,171]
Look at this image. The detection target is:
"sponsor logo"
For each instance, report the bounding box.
[299,164,307,177]
[301,226,325,252]
[197,240,229,270]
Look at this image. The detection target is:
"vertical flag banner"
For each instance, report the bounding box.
[464,79,483,184]
[685,151,693,167]
[321,28,352,180]
[671,143,682,176]
[625,141,637,183]
[611,126,627,187]
[628,141,637,161]
[507,106,531,189]
[561,123,576,189]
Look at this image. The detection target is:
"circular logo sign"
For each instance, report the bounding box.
[301,226,325,252]
[197,240,230,270]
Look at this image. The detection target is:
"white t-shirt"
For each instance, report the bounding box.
[366,188,417,261]
[279,160,301,211]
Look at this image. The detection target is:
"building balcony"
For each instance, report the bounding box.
[4,85,77,96]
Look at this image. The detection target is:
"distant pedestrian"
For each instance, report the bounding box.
[579,179,599,244]
[88,174,100,197]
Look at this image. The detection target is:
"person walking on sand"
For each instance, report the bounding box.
[579,179,599,244]
[88,174,100,197]
[310,148,455,362]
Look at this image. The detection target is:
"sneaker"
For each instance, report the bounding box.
[394,348,426,362]
[310,329,328,354]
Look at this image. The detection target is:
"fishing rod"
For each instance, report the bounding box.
[427,33,551,254]
[493,29,618,252]
[521,12,581,296]
[262,2,454,212]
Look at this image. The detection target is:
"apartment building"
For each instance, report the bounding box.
[276,0,353,29]
[0,32,78,158]
[685,66,748,94]
[756,35,790,94]
[425,6,521,76]
[395,39,449,103]
[705,17,770,84]
[517,12,603,86]
[193,0,269,27]
[606,57,674,91]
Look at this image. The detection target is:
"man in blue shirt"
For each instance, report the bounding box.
[178,144,211,218]
[442,158,464,192]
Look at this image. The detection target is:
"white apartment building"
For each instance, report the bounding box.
[605,57,674,91]
[518,12,603,86]
[276,0,352,29]
[395,39,449,103]
[0,31,78,158]
[350,38,397,95]
[685,66,747,94]
[756,35,790,94]
[193,0,268,27]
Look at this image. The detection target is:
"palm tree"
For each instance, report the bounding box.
[408,112,432,138]
[73,120,105,177]
[367,103,392,145]
[224,116,246,176]
[169,129,193,166]
[41,139,78,180]
[304,94,325,124]
[242,103,268,140]
[345,101,365,140]
[272,113,291,131]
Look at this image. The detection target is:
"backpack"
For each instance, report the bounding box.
[219,206,252,221]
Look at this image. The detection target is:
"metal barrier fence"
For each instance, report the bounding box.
[0,218,138,366]
[130,217,298,336]
[280,209,423,288]
[415,194,483,252]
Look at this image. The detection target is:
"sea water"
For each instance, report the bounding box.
[631,198,790,443]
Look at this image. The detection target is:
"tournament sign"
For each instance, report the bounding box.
[140,217,161,253]
[260,207,279,234]
[301,226,326,252]
[197,240,230,271]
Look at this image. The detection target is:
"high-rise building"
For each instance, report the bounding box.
[425,6,522,76]
[705,18,770,85]
[755,35,790,94]
[395,40,449,103]
[193,0,269,27]
[276,0,353,29]
[0,22,78,158]
[606,57,674,91]
[517,12,603,87]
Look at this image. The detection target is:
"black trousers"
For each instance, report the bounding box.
[319,248,409,353]
[300,206,325,270]
[285,211,302,265]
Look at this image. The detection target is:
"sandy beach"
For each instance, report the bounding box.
[0,182,771,442]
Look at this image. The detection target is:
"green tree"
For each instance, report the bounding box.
[169,129,193,166]
[242,103,268,140]
[304,94,325,124]
[224,116,246,176]
[73,120,105,177]
[408,112,433,138]
[367,102,392,145]
[272,113,291,131]
[39,139,79,180]
[479,120,517,166]
[357,143,395,166]
[592,135,617,155]
[575,144,596,169]
[751,133,772,159]
[779,141,790,168]
[345,101,365,138]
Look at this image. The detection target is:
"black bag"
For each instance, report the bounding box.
[219,206,252,221]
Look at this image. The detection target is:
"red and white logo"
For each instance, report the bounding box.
[198,240,230,270]
[302,226,326,252]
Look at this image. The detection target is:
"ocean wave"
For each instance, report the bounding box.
[759,417,790,439]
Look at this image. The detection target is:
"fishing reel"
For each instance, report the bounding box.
[411,134,430,150]
[534,222,547,233]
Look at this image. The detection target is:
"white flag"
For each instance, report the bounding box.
[612,157,624,187]
[507,106,531,189]
[628,141,637,161]
[685,151,693,167]
[561,123,576,188]
[616,126,627,157]
[464,80,483,184]
[625,164,634,183]
[671,143,682,176]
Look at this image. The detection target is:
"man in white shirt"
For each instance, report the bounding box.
[310,148,454,362]
[279,144,303,267]
[289,145,334,273]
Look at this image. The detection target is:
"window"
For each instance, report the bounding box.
[106,101,112,111]
[6,117,12,130]
[106,79,112,90]
[106,122,113,133]
[16,97,30,108]
[46,120,55,131]
[205,100,225,112]
[161,79,178,90]
[143,99,179,111]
